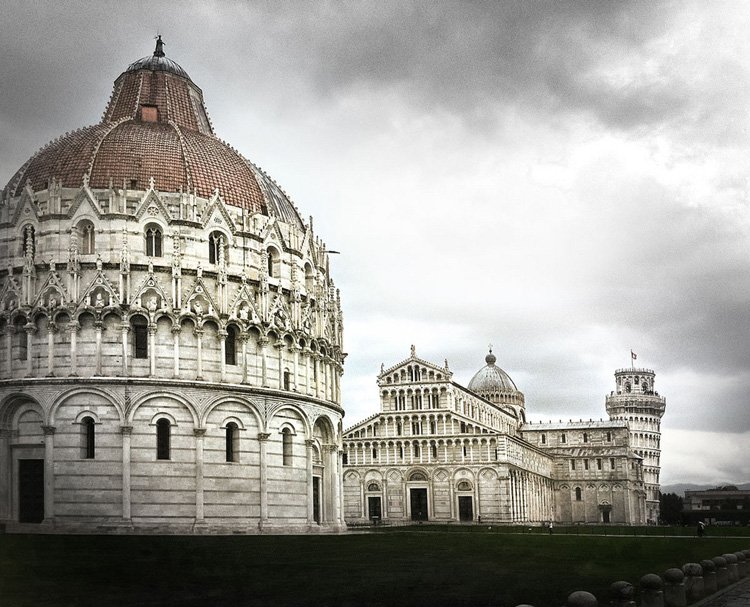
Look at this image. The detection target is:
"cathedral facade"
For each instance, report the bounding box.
[0,40,346,533]
[342,348,664,526]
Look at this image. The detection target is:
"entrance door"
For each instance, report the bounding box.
[458,496,473,522]
[19,459,44,523]
[410,488,428,521]
[313,477,321,523]
[602,509,611,523]
[368,496,382,521]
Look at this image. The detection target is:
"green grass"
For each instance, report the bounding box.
[1,528,748,606]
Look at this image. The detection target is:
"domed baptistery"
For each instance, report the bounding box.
[0,38,346,533]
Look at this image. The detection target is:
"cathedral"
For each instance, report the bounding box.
[342,347,665,526]
[0,39,346,533]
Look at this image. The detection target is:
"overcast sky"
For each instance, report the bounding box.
[2,1,748,486]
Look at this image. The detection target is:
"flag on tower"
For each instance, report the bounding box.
[631,350,637,361]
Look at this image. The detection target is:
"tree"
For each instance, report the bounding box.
[659,492,683,525]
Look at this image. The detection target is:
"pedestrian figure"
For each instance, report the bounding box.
[697,521,705,537]
[548,521,553,535]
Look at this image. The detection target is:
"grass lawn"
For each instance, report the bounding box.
[1,527,748,606]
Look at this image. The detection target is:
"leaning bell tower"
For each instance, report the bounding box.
[605,365,666,523]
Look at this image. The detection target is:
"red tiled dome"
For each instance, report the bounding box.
[4,39,304,228]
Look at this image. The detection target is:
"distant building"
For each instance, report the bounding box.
[342,347,665,525]
[683,486,750,525]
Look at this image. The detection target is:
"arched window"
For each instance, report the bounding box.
[226,422,239,462]
[14,317,27,360]
[575,487,582,501]
[413,443,420,458]
[79,220,95,255]
[367,483,380,492]
[156,418,171,460]
[304,263,315,292]
[561,434,567,444]
[81,416,96,459]
[283,369,291,391]
[282,428,293,466]
[208,231,226,265]
[582,433,588,443]
[131,316,149,359]
[541,434,546,444]
[225,326,237,366]
[266,247,279,277]
[145,224,163,257]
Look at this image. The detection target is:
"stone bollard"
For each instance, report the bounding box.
[663,568,686,607]
[565,590,598,607]
[682,563,704,603]
[609,581,636,607]
[722,553,739,583]
[640,574,664,607]
[737,551,749,578]
[700,559,717,595]
[712,556,728,589]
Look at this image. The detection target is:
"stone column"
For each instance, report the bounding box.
[25,324,36,377]
[172,326,180,378]
[94,321,103,375]
[194,428,206,523]
[304,349,312,395]
[0,429,10,520]
[240,333,249,384]
[42,425,55,523]
[148,325,157,376]
[5,326,12,378]
[293,345,300,391]
[258,432,270,526]
[46,321,56,376]
[195,328,204,380]
[121,425,132,521]
[218,330,227,382]
[313,356,320,398]
[327,444,341,524]
[259,338,269,387]
[121,323,129,376]
[305,439,315,525]
[68,322,79,376]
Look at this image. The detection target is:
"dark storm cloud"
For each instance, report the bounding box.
[242,1,686,132]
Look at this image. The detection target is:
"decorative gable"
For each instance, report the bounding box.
[131,265,172,313]
[67,184,102,219]
[228,280,261,324]
[32,262,70,310]
[0,270,22,313]
[10,185,41,227]
[201,191,236,235]
[134,185,171,223]
[182,275,219,318]
[78,262,121,311]
[377,346,453,384]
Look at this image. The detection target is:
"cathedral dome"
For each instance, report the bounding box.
[468,349,518,393]
[4,37,303,229]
